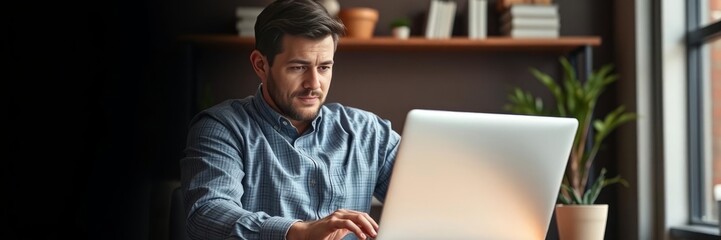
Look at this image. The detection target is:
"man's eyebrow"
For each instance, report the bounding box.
[287,59,311,65]
[286,59,334,65]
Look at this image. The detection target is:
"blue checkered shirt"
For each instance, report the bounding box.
[180,86,400,239]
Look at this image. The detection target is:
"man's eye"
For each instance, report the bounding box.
[318,66,332,72]
[289,66,306,71]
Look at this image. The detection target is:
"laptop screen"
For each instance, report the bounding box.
[376,109,577,240]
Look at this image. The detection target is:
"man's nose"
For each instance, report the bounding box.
[303,68,321,89]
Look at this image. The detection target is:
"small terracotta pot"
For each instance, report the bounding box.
[555,204,608,240]
[338,7,379,39]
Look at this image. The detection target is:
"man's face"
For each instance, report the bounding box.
[261,35,335,123]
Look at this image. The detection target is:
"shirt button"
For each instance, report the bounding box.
[282,121,288,125]
[310,179,316,187]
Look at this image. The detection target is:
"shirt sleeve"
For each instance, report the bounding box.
[372,116,401,203]
[180,113,297,240]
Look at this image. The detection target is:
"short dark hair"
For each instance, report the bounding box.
[254,0,345,66]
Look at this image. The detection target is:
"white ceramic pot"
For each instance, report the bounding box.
[392,26,410,39]
[555,204,608,240]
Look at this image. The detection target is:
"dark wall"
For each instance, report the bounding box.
[6,0,619,239]
[151,0,616,181]
[7,0,152,239]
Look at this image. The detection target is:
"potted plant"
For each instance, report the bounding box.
[390,18,411,39]
[504,57,636,240]
[338,7,379,39]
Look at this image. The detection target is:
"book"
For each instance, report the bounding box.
[500,17,559,32]
[499,3,559,38]
[236,6,263,37]
[468,0,488,39]
[236,20,255,36]
[235,7,264,19]
[496,0,553,11]
[434,0,446,38]
[439,0,457,38]
[425,0,457,39]
[469,0,478,38]
[237,29,255,37]
[502,28,559,38]
[236,20,255,30]
[500,4,558,21]
[425,0,441,38]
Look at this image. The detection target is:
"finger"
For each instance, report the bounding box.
[342,210,379,232]
[332,219,366,240]
[331,230,352,240]
[329,229,351,240]
[354,213,378,237]
[337,210,378,238]
[362,212,379,230]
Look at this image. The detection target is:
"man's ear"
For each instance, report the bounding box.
[250,50,269,81]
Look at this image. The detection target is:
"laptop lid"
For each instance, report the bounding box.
[376,109,578,240]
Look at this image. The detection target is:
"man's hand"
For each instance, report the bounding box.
[287,209,379,240]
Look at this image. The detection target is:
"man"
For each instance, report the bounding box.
[180,0,400,239]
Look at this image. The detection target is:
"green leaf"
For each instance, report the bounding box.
[505,86,548,115]
[583,168,607,204]
[594,106,637,144]
[593,120,606,134]
[583,168,629,204]
[561,184,583,204]
[558,187,571,205]
[389,18,411,28]
[559,57,577,89]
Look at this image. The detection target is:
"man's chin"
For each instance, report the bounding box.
[292,106,321,121]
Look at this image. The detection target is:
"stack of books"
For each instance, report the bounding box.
[424,0,457,39]
[499,3,559,38]
[236,7,264,37]
[467,0,488,39]
[495,0,552,12]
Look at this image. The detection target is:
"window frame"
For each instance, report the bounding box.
[686,0,721,227]
[660,0,721,238]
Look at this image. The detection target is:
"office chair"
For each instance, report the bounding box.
[169,186,191,240]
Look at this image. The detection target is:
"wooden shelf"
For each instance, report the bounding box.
[180,35,601,53]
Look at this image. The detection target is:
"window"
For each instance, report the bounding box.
[688,0,721,227]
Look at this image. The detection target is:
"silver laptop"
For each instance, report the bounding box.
[375,109,578,240]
